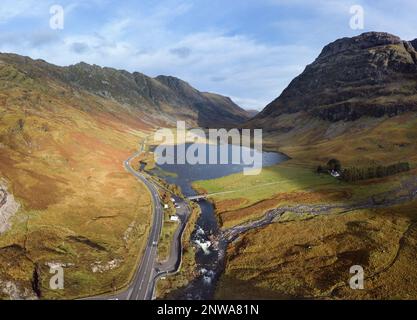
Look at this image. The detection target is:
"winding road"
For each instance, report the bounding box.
[88,146,189,300]
[123,152,163,300]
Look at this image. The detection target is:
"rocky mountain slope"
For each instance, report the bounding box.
[248,32,417,166]
[0,51,156,299]
[253,32,417,123]
[0,53,250,128]
[411,39,417,51]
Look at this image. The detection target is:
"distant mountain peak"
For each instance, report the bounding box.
[318,32,402,59]
[155,75,187,84]
[154,75,197,94]
[72,61,102,70]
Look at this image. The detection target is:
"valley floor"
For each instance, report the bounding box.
[193,154,417,299]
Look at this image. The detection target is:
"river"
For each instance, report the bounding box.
[152,143,288,299]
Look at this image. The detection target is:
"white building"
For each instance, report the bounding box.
[330,170,341,178]
[170,215,179,222]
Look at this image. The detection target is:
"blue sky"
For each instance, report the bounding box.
[1,0,417,110]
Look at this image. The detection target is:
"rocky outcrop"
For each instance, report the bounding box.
[410,39,417,51]
[253,32,417,123]
[0,280,37,300]
[0,183,20,234]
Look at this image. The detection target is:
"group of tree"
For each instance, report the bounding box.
[316,159,342,174]
[317,159,411,182]
[340,162,410,182]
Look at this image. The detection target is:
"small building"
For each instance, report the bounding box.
[164,204,169,209]
[170,215,179,222]
[330,170,341,178]
[170,198,176,203]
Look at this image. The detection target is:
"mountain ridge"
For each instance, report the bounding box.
[0,52,250,128]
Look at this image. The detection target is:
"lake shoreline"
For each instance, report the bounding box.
[150,143,287,299]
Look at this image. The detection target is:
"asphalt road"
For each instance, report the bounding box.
[87,149,189,300]
[123,153,163,300]
[154,199,190,280]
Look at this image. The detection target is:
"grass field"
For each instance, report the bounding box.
[216,200,417,299]
[193,161,413,228]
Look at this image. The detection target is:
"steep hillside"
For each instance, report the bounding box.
[411,39,417,51]
[0,53,250,128]
[248,32,417,166]
[0,54,156,299]
[254,32,417,122]
[245,109,260,118]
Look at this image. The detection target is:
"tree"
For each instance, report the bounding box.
[340,162,410,182]
[327,159,342,172]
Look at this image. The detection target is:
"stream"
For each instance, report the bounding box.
[152,143,288,299]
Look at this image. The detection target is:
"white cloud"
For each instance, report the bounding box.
[116,31,315,109]
[0,19,315,110]
[0,0,48,22]
[1,0,416,110]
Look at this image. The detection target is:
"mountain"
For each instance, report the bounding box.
[248,32,417,165]
[245,109,259,118]
[253,32,417,123]
[0,52,249,298]
[0,53,250,128]
[153,75,249,127]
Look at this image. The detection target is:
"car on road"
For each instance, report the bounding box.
[152,241,158,246]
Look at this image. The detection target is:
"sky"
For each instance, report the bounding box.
[0,0,417,110]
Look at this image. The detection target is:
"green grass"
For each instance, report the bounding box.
[193,163,338,207]
[156,203,200,299]
[158,221,179,262]
[193,161,414,228]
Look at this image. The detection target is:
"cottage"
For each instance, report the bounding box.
[330,170,341,178]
